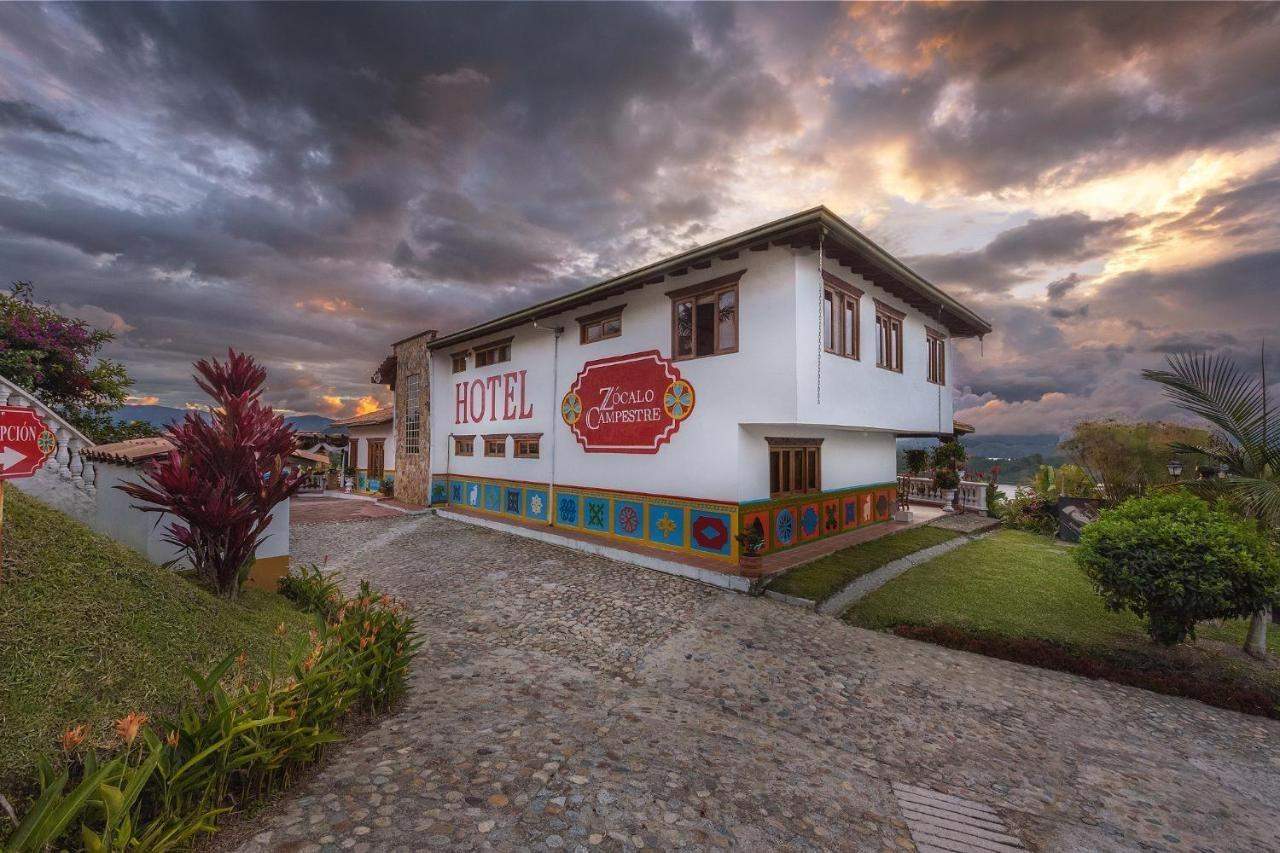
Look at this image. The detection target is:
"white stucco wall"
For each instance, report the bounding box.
[90,462,288,570]
[427,244,956,505]
[347,422,395,472]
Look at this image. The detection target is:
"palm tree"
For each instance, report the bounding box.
[1143,351,1279,658]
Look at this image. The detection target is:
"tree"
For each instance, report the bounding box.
[0,282,132,440]
[1143,352,1280,658]
[1060,419,1211,503]
[903,447,930,476]
[118,350,302,598]
[1075,492,1279,646]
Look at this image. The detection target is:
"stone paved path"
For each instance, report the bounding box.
[235,513,1280,852]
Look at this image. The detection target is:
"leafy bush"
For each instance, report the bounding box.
[932,441,967,472]
[1000,487,1057,535]
[934,468,960,490]
[1,576,417,849]
[119,351,303,598]
[903,448,931,476]
[1075,492,1280,646]
[278,563,343,620]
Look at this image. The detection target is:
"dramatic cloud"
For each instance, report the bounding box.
[0,2,1277,429]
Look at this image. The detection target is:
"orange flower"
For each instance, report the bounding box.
[379,594,392,607]
[274,622,288,637]
[61,724,87,752]
[302,656,317,672]
[236,650,249,670]
[115,712,148,745]
[308,629,320,644]
[166,729,180,749]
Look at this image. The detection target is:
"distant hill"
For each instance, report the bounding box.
[897,433,1066,486]
[116,405,338,433]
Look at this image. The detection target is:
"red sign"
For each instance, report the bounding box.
[561,350,695,454]
[0,406,57,480]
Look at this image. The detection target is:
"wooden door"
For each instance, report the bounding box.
[367,439,385,479]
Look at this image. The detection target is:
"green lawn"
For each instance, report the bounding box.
[0,486,314,791]
[844,529,1280,716]
[767,525,961,602]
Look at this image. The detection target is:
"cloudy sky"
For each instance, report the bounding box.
[1,2,1277,433]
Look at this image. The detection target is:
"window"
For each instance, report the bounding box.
[454,436,474,456]
[822,273,861,359]
[669,270,743,360]
[403,373,420,454]
[483,435,507,457]
[474,338,512,368]
[875,301,904,372]
[578,305,624,344]
[347,437,360,468]
[451,352,467,373]
[767,437,822,498]
[514,434,541,458]
[927,328,946,385]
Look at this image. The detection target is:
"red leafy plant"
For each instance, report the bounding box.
[119,350,302,597]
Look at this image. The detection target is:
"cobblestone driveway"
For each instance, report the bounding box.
[238,514,1280,852]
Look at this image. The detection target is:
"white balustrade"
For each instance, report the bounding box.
[0,373,97,497]
[900,475,989,515]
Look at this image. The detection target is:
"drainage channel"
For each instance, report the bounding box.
[892,782,1027,853]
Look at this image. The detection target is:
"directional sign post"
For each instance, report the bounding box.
[0,405,58,580]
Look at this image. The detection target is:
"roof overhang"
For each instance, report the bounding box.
[422,206,992,352]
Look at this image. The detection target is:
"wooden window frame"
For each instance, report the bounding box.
[453,435,474,457]
[483,434,508,458]
[577,305,624,345]
[403,372,420,454]
[450,351,467,373]
[668,269,745,362]
[874,300,904,373]
[822,272,863,360]
[473,337,514,368]
[513,433,542,459]
[926,326,947,385]
[766,437,823,498]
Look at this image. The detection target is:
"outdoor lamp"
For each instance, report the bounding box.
[1167,459,1183,479]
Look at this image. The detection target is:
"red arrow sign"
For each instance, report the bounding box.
[0,406,57,480]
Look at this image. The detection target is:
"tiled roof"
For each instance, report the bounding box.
[80,437,175,465]
[290,448,331,466]
[331,406,393,427]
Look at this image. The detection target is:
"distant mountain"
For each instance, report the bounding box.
[116,405,337,433]
[897,433,1062,459]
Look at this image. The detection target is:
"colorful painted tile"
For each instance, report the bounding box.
[556,493,580,527]
[484,483,502,512]
[799,503,821,540]
[822,499,840,535]
[614,500,644,538]
[526,489,549,521]
[774,507,796,547]
[450,480,464,504]
[875,489,891,521]
[690,510,732,556]
[742,511,769,551]
[505,487,522,515]
[648,504,685,547]
[841,495,859,529]
[584,496,609,532]
[860,491,873,526]
[367,478,380,493]
[431,481,448,503]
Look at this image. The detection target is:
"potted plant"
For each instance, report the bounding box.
[934,467,960,511]
[903,447,930,478]
[932,441,968,512]
[342,467,355,494]
[736,528,766,578]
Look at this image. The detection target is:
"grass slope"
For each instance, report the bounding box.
[0,486,313,791]
[845,529,1280,716]
[767,525,961,602]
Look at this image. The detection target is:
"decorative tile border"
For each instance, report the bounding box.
[740,482,897,555]
[430,474,740,563]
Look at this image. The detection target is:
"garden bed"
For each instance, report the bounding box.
[844,530,1280,718]
[765,525,961,603]
[0,486,313,791]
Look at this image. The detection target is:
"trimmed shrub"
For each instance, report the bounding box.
[1000,487,1057,535]
[1074,492,1280,646]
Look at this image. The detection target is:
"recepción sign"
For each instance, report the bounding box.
[0,405,57,480]
[561,350,695,454]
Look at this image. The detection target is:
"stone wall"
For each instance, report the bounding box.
[392,331,435,505]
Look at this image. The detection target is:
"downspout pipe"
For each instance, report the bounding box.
[532,320,564,525]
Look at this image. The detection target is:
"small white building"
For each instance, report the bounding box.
[385,207,990,583]
[332,407,395,494]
